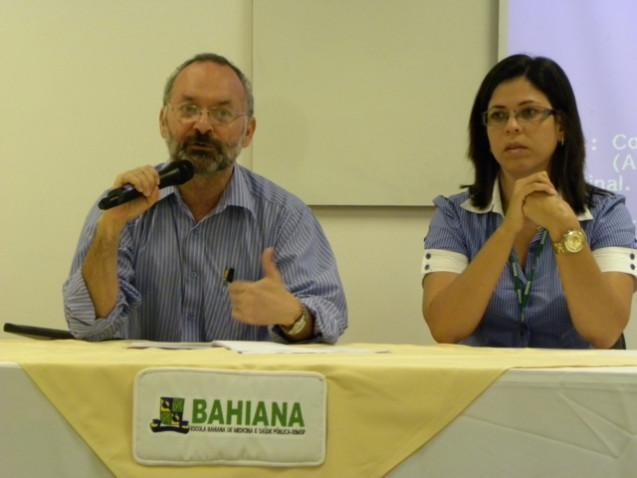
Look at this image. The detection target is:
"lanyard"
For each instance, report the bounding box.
[509,229,548,324]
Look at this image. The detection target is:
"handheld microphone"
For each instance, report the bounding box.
[98,160,194,210]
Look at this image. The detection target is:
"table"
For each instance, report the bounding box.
[2,340,637,477]
[394,367,637,477]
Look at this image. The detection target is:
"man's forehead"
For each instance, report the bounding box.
[171,61,245,101]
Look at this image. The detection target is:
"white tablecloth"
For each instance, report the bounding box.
[3,362,636,477]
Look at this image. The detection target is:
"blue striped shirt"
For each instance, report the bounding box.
[422,184,637,348]
[63,164,347,343]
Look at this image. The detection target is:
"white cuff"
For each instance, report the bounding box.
[592,247,637,276]
[421,249,468,277]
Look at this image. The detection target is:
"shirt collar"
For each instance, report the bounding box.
[460,180,593,221]
[158,163,257,218]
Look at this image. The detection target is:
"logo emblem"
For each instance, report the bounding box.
[150,397,190,434]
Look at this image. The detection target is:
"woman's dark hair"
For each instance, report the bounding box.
[466,54,597,213]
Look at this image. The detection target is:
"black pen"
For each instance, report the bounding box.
[224,268,235,284]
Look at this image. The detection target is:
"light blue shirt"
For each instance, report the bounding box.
[422,184,637,348]
[63,164,347,343]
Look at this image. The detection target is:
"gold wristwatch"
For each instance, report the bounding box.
[552,228,587,255]
[282,306,309,337]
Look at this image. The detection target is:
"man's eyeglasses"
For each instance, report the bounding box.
[483,105,556,128]
[170,103,247,126]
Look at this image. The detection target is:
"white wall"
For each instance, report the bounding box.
[251,0,481,206]
[2,0,635,347]
[315,207,434,344]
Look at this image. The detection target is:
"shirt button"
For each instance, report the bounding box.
[426,253,432,259]
[425,264,430,270]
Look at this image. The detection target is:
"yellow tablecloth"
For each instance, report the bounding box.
[3,340,637,477]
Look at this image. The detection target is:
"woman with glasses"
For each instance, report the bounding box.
[421,54,637,348]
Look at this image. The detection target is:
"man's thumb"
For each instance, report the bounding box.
[261,247,283,282]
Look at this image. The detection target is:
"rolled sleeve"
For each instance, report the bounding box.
[63,269,99,327]
[269,298,343,344]
[63,268,137,341]
[62,204,142,340]
[303,296,345,344]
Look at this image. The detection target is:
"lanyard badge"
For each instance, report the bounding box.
[509,229,548,324]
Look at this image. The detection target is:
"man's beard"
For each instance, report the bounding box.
[166,131,241,177]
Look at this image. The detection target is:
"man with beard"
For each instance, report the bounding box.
[63,53,347,343]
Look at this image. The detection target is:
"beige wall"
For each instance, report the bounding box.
[314,207,434,344]
[0,0,253,334]
[2,0,635,347]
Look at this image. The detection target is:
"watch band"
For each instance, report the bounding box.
[282,306,309,337]
[551,240,568,255]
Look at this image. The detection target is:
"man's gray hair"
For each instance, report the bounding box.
[162,53,254,117]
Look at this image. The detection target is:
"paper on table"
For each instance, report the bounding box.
[127,340,389,354]
[127,341,211,350]
[212,340,390,354]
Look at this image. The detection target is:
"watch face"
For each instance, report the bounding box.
[564,230,585,253]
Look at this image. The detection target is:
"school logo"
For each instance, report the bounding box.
[150,397,190,434]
